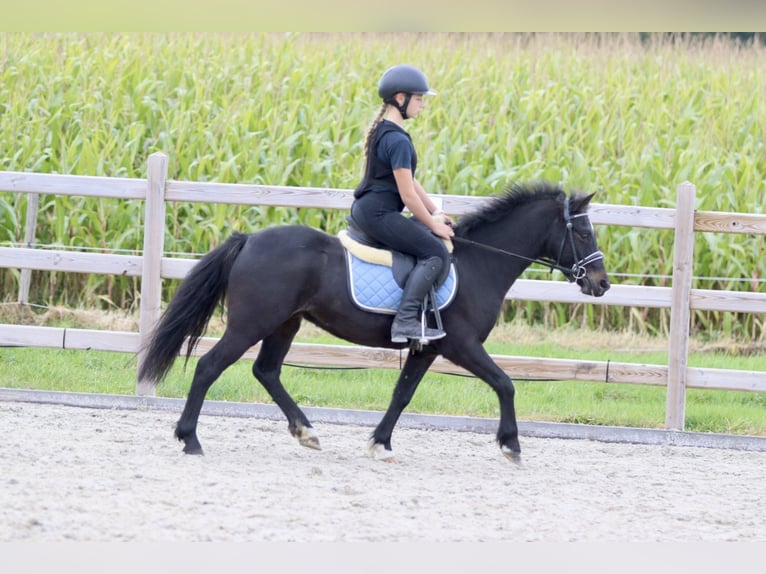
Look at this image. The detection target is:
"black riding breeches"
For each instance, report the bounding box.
[350,191,450,273]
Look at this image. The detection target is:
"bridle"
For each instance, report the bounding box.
[451,198,604,281]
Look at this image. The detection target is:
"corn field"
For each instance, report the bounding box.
[0,33,764,339]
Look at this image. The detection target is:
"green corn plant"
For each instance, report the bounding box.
[0,33,763,339]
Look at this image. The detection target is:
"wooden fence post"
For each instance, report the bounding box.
[665,182,696,430]
[17,193,39,305]
[136,152,168,396]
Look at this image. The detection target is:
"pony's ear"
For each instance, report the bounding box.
[570,192,596,212]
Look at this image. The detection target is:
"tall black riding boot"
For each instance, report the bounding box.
[391,256,446,344]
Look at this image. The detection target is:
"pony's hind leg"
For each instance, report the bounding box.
[251,316,320,450]
[175,332,254,455]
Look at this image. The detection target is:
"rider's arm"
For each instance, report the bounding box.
[393,168,453,239]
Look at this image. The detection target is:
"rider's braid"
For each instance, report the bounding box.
[363,103,388,158]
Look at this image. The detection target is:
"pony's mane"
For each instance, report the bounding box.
[454,181,568,237]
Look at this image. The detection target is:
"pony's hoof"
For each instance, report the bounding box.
[296,426,322,450]
[183,445,204,455]
[501,445,522,465]
[368,441,396,462]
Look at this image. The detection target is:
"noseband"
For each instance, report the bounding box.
[452,198,604,280]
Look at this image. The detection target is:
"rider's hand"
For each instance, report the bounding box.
[432,221,455,240]
[432,211,455,230]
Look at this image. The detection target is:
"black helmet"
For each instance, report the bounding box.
[378,64,436,100]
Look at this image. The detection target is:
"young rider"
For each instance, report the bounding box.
[350,64,454,343]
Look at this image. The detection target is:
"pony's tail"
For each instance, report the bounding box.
[137,232,250,385]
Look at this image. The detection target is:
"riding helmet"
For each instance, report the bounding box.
[378,64,437,100]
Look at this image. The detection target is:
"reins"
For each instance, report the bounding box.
[451,199,604,281]
[451,236,550,267]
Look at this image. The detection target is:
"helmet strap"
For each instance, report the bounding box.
[386,94,412,120]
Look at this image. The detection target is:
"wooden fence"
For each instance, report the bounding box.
[1,152,765,431]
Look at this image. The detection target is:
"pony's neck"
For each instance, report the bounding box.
[466,199,551,254]
[458,200,554,292]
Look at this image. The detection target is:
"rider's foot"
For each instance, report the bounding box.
[391,321,446,343]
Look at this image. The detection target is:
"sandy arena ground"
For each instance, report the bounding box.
[1,400,765,542]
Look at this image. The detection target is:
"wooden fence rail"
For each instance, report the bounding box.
[1,152,765,431]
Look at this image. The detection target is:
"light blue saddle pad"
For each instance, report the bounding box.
[346,251,458,315]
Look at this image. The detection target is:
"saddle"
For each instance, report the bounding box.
[338,216,458,315]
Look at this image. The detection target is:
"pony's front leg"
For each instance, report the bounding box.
[369,349,437,461]
[444,343,521,463]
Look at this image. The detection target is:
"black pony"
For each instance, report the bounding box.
[138,181,610,462]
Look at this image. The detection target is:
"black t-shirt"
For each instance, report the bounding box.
[354,120,418,198]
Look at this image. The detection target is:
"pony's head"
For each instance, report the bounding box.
[546,190,611,297]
